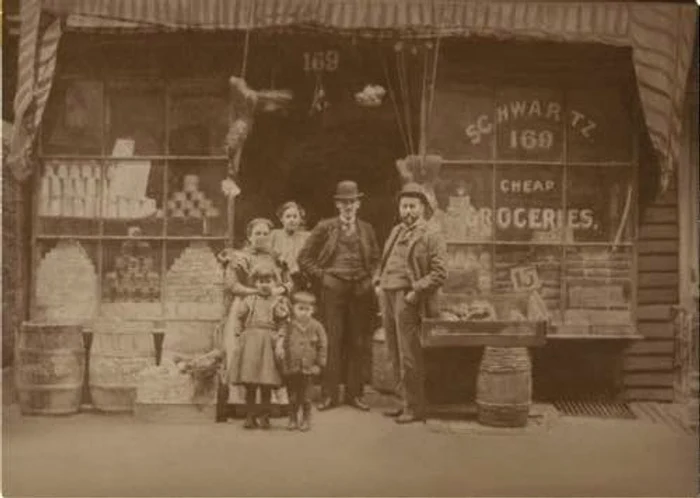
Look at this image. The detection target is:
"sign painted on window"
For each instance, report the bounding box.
[427,84,631,162]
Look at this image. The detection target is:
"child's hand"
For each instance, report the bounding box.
[273,299,290,320]
[310,365,321,376]
[274,340,285,362]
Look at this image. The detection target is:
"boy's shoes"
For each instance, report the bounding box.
[347,396,370,412]
[317,397,337,411]
[383,407,403,418]
[243,416,258,429]
[299,417,311,432]
[395,411,425,424]
[287,415,299,431]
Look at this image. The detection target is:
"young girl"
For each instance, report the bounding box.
[276,290,328,432]
[229,262,290,429]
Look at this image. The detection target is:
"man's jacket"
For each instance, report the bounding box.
[298,217,380,284]
[375,219,447,317]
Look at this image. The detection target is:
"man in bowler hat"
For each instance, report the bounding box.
[298,180,380,411]
[374,182,447,423]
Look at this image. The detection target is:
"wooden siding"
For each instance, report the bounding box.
[623,189,679,401]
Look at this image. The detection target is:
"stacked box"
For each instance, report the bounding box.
[164,242,225,319]
[35,240,98,323]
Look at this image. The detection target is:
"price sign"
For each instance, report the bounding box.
[510,265,541,292]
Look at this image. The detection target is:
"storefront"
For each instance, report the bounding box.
[6,1,697,406]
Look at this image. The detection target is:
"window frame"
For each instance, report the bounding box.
[31,75,233,320]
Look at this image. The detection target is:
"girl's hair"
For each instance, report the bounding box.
[246,217,274,238]
[276,201,306,224]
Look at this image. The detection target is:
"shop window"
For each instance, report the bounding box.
[106,81,165,156]
[494,164,563,243]
[166,160,227,238]
[428,84,494,160]
[41,79,103,155]
[33,77,230,322]
[566,87,632,163]
[168,80,228,156]
[495,87,564,162]
[428,82,637,336]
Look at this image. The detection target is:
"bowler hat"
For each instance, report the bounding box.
[398,182,431,211]
[333,180,364,200]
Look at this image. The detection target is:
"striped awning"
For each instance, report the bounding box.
[9,1,698,193]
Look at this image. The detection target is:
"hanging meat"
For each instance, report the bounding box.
[225,76,293,174]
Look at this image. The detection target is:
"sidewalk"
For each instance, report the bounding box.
[3,403,698,497]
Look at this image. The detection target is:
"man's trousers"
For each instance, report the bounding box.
[379,289,425,416]
[320,276,373,402]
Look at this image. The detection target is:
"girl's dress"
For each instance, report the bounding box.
[228,295,283,387]
[221,245,290,404]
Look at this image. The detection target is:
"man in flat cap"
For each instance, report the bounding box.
[298,180,380,411]
[374,182,447,424]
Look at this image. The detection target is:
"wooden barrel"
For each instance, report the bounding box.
[16,323,85,415]
[89,323,156,412]
[476,346,532,428]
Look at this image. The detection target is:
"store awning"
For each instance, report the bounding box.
[9,0,697,193]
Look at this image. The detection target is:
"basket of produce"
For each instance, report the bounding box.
[421,291,548,348]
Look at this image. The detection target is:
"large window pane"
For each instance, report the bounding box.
[566,87,632,163]
[165,160,229,238]
[168,80,228,156]
[494,164,563,243]
[566,166,634,243]
[42,79,103,155]
[563,246,634,332]
[495,87,564,162]
[427,84,494,160]
[102,159,165,236]
[100,239,163,320]
[494,245,562,325]
[37,159,101,235]
[443,244,492,295]
[106,81,164,155]
[433,164,493,243]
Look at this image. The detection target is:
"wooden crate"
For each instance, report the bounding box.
[422,292,548,348]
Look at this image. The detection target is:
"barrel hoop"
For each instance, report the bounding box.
[16,383,83,390]
[89,383,138,388]
[17,347,84,354]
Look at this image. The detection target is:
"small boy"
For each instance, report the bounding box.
[276,290,327,431]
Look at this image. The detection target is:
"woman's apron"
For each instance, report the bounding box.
[222,296,289,405]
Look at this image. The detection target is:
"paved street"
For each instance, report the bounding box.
[2,405,697,497]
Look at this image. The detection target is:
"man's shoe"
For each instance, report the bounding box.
[347,397,370,412]
[383,407,403,418]
[395,412,425,424]
[258,414,271,430]
[243,416,258,429]
[317,397,337,411]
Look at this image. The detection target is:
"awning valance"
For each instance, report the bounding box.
[9,1,697,195]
